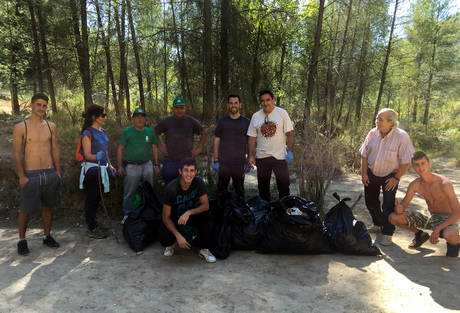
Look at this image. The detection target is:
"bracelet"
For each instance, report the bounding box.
[154,164,160,167]
[393,176,400,181]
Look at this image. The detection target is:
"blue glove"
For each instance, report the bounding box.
[96,151,105,162]
[213,162,220,173]
[244,164,251,173]
[286,151,294,165]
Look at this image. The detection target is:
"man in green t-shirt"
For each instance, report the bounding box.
[117,108,160,215]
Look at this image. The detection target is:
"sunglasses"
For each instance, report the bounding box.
[98,113,107,118]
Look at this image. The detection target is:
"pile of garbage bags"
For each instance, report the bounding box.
[121,185,381,258]
[210,193,380,259]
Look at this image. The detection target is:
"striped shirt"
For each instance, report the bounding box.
[359,127,414,177]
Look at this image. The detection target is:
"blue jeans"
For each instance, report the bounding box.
[364,170,397,236]
[161,158,181,185]
[123,161,153,215]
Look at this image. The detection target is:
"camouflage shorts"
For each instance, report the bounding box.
[403,211,459,230]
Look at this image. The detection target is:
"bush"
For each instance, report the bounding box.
[297,124,341,216]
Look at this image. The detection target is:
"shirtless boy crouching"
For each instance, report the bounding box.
[12,93,61,255]
[389,151,460,257]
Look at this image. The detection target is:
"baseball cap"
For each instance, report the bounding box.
[173,97,185,107]
[132,108,146,117]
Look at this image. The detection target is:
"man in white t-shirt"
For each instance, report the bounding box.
[247,89,295,201]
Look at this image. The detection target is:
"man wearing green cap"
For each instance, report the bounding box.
[155,97,207,184]
[117,108,160,216]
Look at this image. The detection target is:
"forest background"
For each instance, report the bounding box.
[0,0,459,214]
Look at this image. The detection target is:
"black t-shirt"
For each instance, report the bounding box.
[164,176,207,219]
[155,115,203,161]
[215,115,250,165]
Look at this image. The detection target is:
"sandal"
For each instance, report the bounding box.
[408,230,430,249]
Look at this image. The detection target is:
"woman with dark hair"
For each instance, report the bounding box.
[78,105,116,239]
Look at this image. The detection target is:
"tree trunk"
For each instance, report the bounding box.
[304,0,325,124]
[202,0,213,121]
[354,20,371,123]
[333,0,353,124]
[324,11,339,127]
[170,0,186,101]
[374,0,399,120]
[37,0,57,112]
[423,10,439,125]
[250,22,262,112]
[122,0,130,117]
[114,0,130,116]
[163,1,168,113]
[9,43,20,114]
[276,43,286,106]
[27,0,44,92]
[69,0,93,109]
[95,0,120,124]
[220,0,230,105]
[126,0,145,111]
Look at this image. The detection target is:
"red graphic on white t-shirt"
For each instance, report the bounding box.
[261,119,277,138]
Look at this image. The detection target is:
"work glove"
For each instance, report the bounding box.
[96,151,105,162]
[244,164,251,173]
[286,151,294,165]
[213,162,220,173]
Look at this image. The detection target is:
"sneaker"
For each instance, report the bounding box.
[368,224,382,233]
[17,239,30,256]
[446,243,459,257]
[43,235,60,248]
[379,235,393,246]
[199,249,216,263]
[163,244,175,257]
[408,230,430,249]
[97,223,110,233]
[87,227,109,239]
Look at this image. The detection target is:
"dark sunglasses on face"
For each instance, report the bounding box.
[98,113,107,118]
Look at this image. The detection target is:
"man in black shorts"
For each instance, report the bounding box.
[155,97,207,184]
[160,157,216,263]
[12,93,61,255]
[213,94,250,198]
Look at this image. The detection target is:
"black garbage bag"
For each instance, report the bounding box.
[123,182,162,253]
[209,191,242,259]
[231,196,270,250]
[323,193,381,256]
[260,196,333,254]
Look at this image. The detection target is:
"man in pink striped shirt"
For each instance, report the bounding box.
[359,108,414,246]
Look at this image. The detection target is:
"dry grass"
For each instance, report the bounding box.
[297,125,341,216]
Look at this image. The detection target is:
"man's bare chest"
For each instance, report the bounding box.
[24,122,51,147]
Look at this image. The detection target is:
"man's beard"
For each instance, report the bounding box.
[230,107,239,114]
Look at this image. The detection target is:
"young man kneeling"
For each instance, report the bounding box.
[389,151,460,257]
[160,157,216,262]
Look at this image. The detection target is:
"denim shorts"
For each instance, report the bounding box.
[20,168,61,214]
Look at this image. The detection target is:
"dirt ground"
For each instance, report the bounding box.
[0,107,458,312]
[1,162,459,313]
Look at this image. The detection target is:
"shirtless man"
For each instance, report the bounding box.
[12,93,61,255]
[388,151,460,257]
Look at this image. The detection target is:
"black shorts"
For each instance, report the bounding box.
[20,168,61,214]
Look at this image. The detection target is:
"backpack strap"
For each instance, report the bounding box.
[45,119,52,140]
[23,120,27,152]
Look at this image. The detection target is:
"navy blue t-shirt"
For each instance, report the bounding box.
[164,176,207,219]
[83,127,109,166]
[215,115,250,165]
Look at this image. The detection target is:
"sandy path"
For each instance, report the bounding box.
[0,146,459,312]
